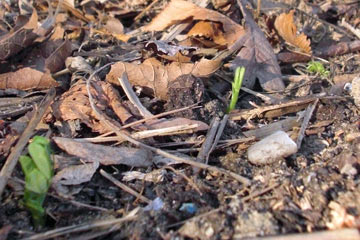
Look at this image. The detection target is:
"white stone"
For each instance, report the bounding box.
[247,131,298,165]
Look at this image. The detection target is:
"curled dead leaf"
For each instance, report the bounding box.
[106,58,221,100]
[0,68,58,90]
[188,21,227,46]
[0,10,38,60]
[53,137,153,167]
[52,80,133,133]
[231,0,285,92]
[274,10,311,53]
[143,0,244,47]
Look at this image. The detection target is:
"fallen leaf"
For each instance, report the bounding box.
[143,0,244,47]
[187,21,227,46]
[145,40,197,57]
[274,10,311,53]
[106,57,221,100]
[0,67,58,90]
[52,80,133,133]
[53,161,99,186]
[103,16,124,35]
[53,137,153,167]
[0,10,38,60]
[60,0,90,22]
[231,0,285,92]
[45,38,73,73]
[0,36,72,90]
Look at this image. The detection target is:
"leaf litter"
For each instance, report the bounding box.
[0,0,360,239]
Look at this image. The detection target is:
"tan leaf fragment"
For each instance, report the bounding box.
[0,67,59,90]
[0,10,38,60]
[0,37,72,90]
[274,10,311,53]
[143,0,244,47]
[103,16,124,35]
[231,0,285,92]
[52,80,133,133]
[53,161,99,186]
[53,137,153,167]
[188,21,227,46]
[106,58,221,100]
[45,38,73,73]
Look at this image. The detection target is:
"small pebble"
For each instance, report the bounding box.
[247,131,298,165]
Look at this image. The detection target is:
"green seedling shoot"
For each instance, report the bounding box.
[227,66,246,113]
[20,136,53,227]
[306,61,329,78]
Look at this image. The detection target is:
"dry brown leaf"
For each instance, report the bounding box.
[231,0,285,92]
[92,28,131,42]
[45,39,73,73]
[103,16,124,34]
[106,57,221,100]
[188,21,227,46]
[60,0,90,22]
[160,52,192,63]
[53,137,153,167]
[52,80,132,133]
[274,10,311,53]
[0,37,72,90]
[143,0,244,47]
[53,161,99,186]
[0,67,58,90]
[0,10,38,60]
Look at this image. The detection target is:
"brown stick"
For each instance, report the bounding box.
[100,170,151,203]
[26,207,139,240]
[0,88,56,198]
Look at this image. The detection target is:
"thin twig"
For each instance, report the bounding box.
[120,103,201,129]
[241,181,281,202]
[134,0,161,22]
[206,114,229,164]
[49,193,110,212]
[79,124,201,143]
[100,170,151,204]
[0,88,56,198]
[118,73,153,118]
[197,117,220,163]
[163,166,202,196]
[296,99,318,148]
[131,124,200,139]
[25,207,139,240]
[296,9,354,39]
[90,102,201,139]
[340,18,360,39]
